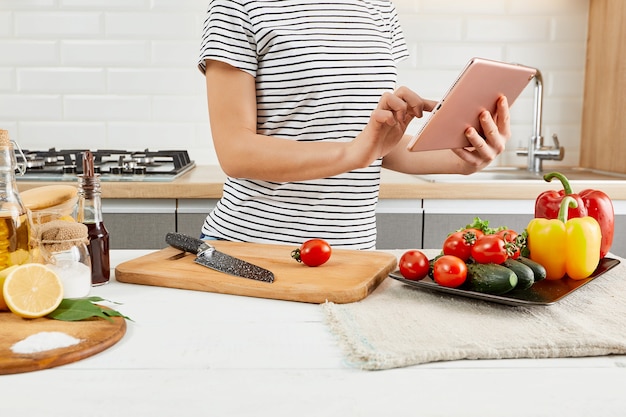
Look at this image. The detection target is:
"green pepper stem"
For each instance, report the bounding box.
[558,195,578,222]
[543,171,573,195]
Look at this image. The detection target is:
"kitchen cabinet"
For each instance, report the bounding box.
[102,199,176,250]
[580,0,626,174]
[375,200,423,249]
[421,200,535,249]
[101,197,626,257]
[176,199,217,239]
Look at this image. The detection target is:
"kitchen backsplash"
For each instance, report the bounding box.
[0,0,588,168]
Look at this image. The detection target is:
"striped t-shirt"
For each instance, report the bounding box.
[198,0,408,249]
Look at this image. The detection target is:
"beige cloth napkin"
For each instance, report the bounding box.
[323,250,626,370]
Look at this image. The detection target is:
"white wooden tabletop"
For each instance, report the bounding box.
[2,250,625,417]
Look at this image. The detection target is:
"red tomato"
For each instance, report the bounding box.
[291,239,332,267]
[471,235,508,264]
[399,250,430,280]
[463,228,485,240]
[433,255,468,288]
[496,229,521,259]
[442,230,478,261]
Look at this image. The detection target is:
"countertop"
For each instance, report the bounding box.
[1,250,626,417]
[16,165,626,200]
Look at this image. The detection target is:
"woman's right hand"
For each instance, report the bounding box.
[350,86,437,168]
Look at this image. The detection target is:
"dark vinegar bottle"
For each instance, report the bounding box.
[74,151,110,285]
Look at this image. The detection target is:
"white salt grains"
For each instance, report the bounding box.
[11,331,82,354]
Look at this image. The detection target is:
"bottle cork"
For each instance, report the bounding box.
[0,129,10,147]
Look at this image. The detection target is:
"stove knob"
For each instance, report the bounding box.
[110,166,122,175]
[63,165,77,174]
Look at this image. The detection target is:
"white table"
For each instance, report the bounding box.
[2,250,626,417]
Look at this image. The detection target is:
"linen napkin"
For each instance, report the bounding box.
[323,250,626,370]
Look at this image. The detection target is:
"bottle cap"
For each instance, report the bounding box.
[37,220,89,252]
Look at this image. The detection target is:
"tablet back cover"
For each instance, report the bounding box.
[407,58,536,152]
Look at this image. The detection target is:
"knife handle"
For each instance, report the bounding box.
[165,232,209,254]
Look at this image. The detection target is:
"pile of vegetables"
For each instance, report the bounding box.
[400,217,544,295]
[398,171,615,296]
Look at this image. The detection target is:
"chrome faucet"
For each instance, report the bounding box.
[515,69,564,173]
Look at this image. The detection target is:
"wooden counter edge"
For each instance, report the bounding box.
[16,165,626,201]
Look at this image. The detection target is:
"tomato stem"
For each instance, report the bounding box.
[291,248,303,263]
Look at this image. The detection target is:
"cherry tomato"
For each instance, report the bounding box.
[291,239,332,267]
[471,234,508,264]
[496,229,521,259]
[442,230,478,261]
[398,250,429,280]
[432,255,467,288]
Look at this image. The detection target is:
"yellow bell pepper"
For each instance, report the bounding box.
[527,196,601,280]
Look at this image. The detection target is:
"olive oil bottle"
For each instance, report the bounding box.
[0,130,31,270]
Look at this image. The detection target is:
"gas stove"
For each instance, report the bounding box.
[15,148,195,182]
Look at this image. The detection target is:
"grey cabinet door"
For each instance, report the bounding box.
[376,213,422,249]
[176,199,217,239]
[421,199,535,250]
[375,199,423,249]
[423,213,534,249]
[102,199,176,250]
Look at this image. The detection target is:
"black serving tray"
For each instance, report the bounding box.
[389,257,620,306]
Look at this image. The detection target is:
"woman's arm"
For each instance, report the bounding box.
[204,60,429,182]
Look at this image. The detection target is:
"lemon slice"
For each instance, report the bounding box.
[0,265,19,311]
[3,264,64,319]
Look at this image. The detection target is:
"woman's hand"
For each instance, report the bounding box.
[451,95,511,173]
[382,94,512,175]
[350,87,437,168]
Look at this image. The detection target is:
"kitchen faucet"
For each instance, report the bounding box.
[515,69,564,173]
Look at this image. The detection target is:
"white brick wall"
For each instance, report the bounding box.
[0,0,589,168]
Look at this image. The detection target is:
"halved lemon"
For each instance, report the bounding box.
[3,264,63,318]
[0,265,19,311]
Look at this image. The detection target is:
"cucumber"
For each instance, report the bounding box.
[516,256,547,283]
[464,263,518,295]
[502,258,534,291]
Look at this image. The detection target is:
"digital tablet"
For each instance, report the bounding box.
[407,57,537,152]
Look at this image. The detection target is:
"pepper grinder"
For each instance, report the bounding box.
[74,151,110,285]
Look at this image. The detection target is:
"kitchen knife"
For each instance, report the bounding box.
[165,233,274,283]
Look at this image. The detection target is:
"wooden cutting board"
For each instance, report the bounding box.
[115,241,398,304]
[0,312,126,375]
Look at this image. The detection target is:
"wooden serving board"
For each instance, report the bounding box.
[0,312,126,375]
[115,241,398,304]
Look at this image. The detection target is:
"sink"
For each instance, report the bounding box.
[416,167,626,183]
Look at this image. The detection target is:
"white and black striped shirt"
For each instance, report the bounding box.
[198,0,408,249]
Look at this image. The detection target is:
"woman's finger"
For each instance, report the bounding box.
[494,95,511,139]
[394,86,437,117]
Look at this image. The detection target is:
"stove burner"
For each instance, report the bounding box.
[15,148,195,182]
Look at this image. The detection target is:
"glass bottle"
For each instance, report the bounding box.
[37,220,92,298]
[0,130,31,271]
[73,151,110,285]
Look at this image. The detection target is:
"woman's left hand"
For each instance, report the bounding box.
[451,95,510,173]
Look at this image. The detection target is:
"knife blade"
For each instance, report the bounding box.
[165,232,274,283]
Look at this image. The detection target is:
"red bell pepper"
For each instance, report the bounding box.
[534,172,614,258]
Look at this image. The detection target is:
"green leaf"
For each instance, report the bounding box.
[47,297,132,322]
[459,216,508,235]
